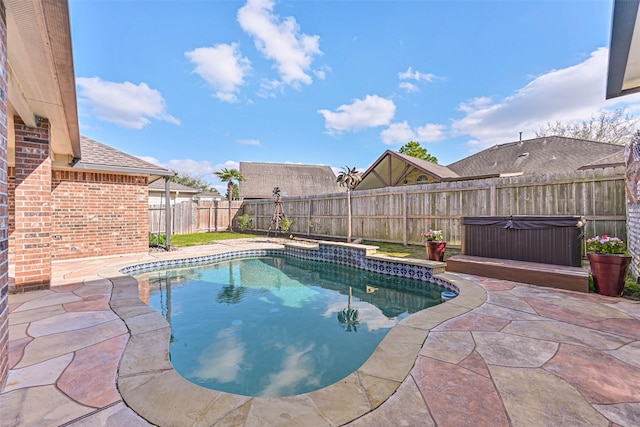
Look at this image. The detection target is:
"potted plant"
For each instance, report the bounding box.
[586,234,631,296]
[422,229,446,262]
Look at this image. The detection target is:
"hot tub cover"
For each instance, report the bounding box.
[460,216,586,230]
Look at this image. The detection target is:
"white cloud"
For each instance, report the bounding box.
[399,82,419,93]
[451,47,640,149]
[380,121,446,145]
[185,43,251,103]
[165,159,216,176]
[238,139,261,146]
[237,0,322,88]
[259,344,321,397]
[417,123,446,142]
[76,77,180,129]
[191,327,245,383]
[257,78,285,98]
[380,121,415,145]
[398,67,436,93]
[134,156,240,196]
[398,67,435,82]
[318,94,396,135]
[215,160,240,171]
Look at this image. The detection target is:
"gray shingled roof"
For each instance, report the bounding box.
[392,151,460,179]
[577,151,626,170]
[148,180,200,193]
[239,162,342,199]
[74,136,173,177]
[148,181,223,198]
[447,136,625,177]
[199,190,223,198]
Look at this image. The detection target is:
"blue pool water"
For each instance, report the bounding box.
[135,255,446,397]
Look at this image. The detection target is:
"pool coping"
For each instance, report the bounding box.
[101,241,486,426]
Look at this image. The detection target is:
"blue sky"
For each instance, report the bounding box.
[69,0,640,193]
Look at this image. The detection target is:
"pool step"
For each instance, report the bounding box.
[445,254,590,293]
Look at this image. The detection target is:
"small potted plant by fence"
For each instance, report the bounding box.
[422,229,446,262]
[586,234,631,297]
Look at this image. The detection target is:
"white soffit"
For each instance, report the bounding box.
[6,0,80,161]
[623,6,640,91]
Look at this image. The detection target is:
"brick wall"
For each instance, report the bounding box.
[0,0,9,390]
[51,171,149,260]
[11,117,51,291]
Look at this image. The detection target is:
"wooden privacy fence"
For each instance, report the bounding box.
[149,200,243,235]
[242,167,627,247]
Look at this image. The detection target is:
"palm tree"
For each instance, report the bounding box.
[216,261,246,304]
[336,166,361,243]
[214,168,245,231]
[337,287,360,332]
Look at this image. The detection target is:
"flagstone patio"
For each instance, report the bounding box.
[2,239,640,426]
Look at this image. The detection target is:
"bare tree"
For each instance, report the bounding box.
[534,107,639,145]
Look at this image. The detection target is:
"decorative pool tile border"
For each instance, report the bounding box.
[120,241,458,295]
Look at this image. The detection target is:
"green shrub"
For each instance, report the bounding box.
[280,216,293,232]
[237,214,253,231]
[149,233,166,247]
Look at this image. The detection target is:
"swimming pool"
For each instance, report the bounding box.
[135,255,447,397]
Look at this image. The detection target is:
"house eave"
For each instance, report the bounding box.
[607,0,640,99]
[6,0,81,160]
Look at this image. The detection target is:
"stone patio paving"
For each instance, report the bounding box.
[2,240,640,426]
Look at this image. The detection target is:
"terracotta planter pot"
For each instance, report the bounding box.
[426,241,446,262]
[587,252,631,297]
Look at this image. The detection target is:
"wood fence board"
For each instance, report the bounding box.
[155,168,627,247]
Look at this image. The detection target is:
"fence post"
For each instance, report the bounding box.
[164,177,171,248]
[307,198,312,236]
[490,184,497,216]
[208,203,212,232]
[403,188,408,245]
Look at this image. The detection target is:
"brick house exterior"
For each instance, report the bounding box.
[7,134,171,277]
[50,171,150,260]
[45,136,171,261]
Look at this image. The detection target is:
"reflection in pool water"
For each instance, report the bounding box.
[135,256,445,397]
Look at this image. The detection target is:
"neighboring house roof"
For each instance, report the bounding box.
[199,190,223,199]
[148,180,201,194]
[73,136,173,178]
[239,162,342,199]
[357,150,459,191]
[447,136,626,177]
[148,182,222,198]
[577,151,626,170]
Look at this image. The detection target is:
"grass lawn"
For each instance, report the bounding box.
[166,233,460,260]
[169,232,260,247]
[365,241,460,260]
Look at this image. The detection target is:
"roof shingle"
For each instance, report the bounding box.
[239,162,342,199]
[74,136,172,177]
[447,136,625,177]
